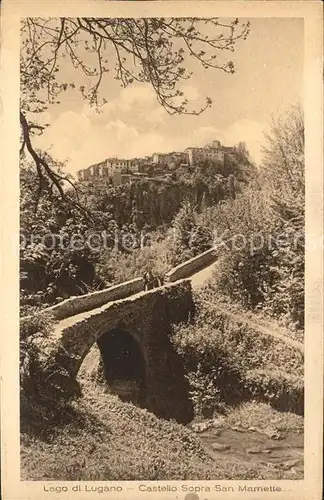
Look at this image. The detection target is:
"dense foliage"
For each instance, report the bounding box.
[172,297,304,418]
[193,106,305,329]
[20,163,112,313]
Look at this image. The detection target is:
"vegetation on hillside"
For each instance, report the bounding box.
[171,295,304,419]
[79,150,255,224]
[21,370,303,481]
[193,105,304,329]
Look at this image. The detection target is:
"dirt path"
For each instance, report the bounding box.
[201,299,304,353]
[188,258,303,353]
[190,260,221,289]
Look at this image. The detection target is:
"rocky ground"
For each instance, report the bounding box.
[191,403,304,479]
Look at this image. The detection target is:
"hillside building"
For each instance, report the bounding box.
[77,157,141,182]
[185,141,225,166]
[152,152,189,169]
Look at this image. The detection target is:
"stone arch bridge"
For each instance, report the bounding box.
[24,249,221,424]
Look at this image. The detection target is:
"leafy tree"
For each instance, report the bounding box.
[236,141,249,159]
[261,104,304,197]
[260,105,304,327]
[169,201,213,265]
[20,162,117,313]
[206,105,305,329]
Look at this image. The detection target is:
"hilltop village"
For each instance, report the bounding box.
[77,140,244,186]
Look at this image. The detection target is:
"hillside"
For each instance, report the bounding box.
[78,153,256,228]
[21,360,304,481]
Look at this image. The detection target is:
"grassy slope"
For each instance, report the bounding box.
[198,278,304,344]
[21,374,303,481]
[20,383,255,480]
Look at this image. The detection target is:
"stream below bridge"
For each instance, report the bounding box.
[191,422,304,478]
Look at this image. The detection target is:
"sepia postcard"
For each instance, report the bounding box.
[0,1,323,499]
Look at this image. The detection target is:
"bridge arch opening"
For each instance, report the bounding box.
[97,327,146,407]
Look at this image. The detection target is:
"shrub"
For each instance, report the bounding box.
[96,237,173,286]
[224,401,304,433]
[195,301,304,375]
[171,321,247,417]
[243,369,304,415]
[185,364,228,417]
[172,300,304,416]
[20,311,81,405]
[20,311,55,340]
[168,201,213,266]
[20,312,56,397]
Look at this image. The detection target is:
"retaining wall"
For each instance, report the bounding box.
[22,277,144,321]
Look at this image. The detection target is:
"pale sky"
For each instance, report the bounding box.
[33,18,303,176]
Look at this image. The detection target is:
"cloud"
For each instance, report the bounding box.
[193,126,227,146]
[36,112,170,176]
[224,119,268,164]
[81,84,166,126]
[117,85,157,111]
[105,120,139,142]
[80,83,202,130]
[34,110,92,167]
[191,120,268,164]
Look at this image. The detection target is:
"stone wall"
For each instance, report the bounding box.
[22,277,144,321]
[164,247,219,283]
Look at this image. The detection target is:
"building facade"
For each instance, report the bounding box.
[77,157,141,181]
[185,141,226,166]
[152,152,189,169]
